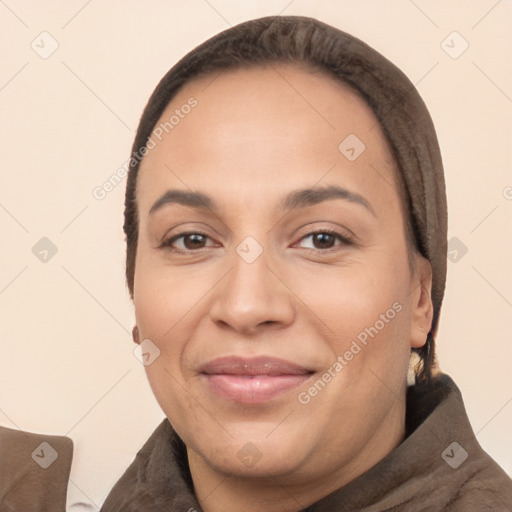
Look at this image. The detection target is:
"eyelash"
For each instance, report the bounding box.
[160,228,354,255]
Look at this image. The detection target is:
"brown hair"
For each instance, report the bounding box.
[123,15,447,384]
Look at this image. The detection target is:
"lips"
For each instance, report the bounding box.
[200,356,314,404]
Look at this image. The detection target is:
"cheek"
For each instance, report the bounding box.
[132,255,218,414]
[133,286,194,430]
[290,254,413,392]
[296,261,409,338]
[133,249,202,341]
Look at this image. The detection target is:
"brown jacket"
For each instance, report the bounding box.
[100,373,512,511]
[0,427,73,511]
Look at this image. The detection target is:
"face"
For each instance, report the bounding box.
[133,64,432,491]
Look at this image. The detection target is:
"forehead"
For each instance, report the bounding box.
[136,63,400,213]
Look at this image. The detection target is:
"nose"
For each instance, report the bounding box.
[208,244,295,335]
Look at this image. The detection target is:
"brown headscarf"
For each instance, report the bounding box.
[123,15,448,382]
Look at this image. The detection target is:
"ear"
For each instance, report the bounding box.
[409,254,434,349]
[132,325,141,345]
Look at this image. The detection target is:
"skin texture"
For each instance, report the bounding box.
[132,64,434,512]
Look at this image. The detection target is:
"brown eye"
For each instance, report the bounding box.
[162,232,216,253]
[182,233,207,249]
[295,229,353,251]
[312,232,336,249]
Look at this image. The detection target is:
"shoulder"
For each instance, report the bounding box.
[445,456,512,511]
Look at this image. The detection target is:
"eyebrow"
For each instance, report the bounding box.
[149,185,375,217]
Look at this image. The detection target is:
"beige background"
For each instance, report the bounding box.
[1,1,511,509]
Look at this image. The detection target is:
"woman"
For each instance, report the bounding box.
[101,15,512,511]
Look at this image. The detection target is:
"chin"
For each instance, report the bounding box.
[187,421,313,478]
[210,442,306,480]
